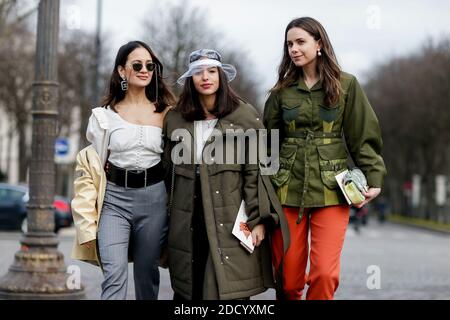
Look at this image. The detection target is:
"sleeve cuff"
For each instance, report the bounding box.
[367,172,384,188]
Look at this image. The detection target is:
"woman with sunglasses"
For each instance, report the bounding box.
[163,49,289,300]
[264,17,386,300]
[71,40,175,300]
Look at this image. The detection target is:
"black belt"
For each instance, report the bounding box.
[106,161,165,189]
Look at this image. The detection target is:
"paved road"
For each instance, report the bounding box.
[1,217,449,299]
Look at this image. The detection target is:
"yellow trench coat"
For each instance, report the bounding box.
[70,145,106,266]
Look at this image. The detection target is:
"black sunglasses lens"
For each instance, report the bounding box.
[132,63,143,72]
[132,62,155,72]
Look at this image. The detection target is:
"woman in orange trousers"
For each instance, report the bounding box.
[264,17,386,300]
[271,205,350,300]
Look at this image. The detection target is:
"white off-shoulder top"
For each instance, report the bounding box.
[86,106,163,170]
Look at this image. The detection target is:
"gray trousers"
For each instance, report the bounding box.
[97,180,168,300]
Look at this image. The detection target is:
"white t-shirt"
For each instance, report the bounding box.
[194,118,218,164]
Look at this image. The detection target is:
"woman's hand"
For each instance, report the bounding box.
[251,224,265,247]
[354,187,381,209]
[81,240,95,249]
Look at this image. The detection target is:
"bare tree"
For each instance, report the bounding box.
[0,8,35,182]
[365,37,450,220]
[0,0,37,38]
[141,1,261,108]
[0,3,110,182]
[58,28,111,150]
[0,0,40,182]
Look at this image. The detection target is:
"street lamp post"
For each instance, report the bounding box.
[93,0,102,106]
[0,0,84,299]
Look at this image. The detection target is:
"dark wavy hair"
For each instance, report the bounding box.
[271,17,342,106]
[177,68,241,121]
[101,40,176,113]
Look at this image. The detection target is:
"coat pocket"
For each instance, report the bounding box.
[174,165,195,179]
[207,164,242,176]
[270,144,298,188]
[318,104,340,123]
[222,247,262,282]
[316,142,348,189]
[281,100,301,123]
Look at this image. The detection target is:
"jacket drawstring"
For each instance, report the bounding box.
[296,129,314,224]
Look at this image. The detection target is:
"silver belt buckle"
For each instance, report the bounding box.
[125,169,147,189]
[125,169,129,189]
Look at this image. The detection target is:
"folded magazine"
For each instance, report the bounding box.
[232,200,254,253]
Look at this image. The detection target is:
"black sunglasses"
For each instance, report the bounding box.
[129,62,156,72]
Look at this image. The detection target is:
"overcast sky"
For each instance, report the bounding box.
[57,0,450,98]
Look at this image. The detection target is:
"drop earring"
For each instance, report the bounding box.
[317,49,322,57]
[120,75,128,91]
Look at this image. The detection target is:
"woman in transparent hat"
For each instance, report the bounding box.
[163,49,289,300]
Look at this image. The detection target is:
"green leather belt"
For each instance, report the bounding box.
[285,131,341,139]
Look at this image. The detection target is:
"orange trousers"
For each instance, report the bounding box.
[271,205,350,300]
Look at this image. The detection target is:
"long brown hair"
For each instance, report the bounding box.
[101,41,176,113]
[177,68,241,121]
[271,17,341,106]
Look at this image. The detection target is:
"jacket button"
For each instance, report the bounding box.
[225,256,229,259]
[215,190,220,194]
[190,227,193,231]
[230,123,234,127]
[256,118,260,121]
[219,223,224,227]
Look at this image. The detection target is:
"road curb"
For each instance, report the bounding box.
[387,216,450,236]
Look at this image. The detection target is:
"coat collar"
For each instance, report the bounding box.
[292,75,323,92]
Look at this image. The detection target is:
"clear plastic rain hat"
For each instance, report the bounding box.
[177,49,237,85]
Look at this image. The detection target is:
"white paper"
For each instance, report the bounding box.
[232,200,254,253]
[335,169,352,205]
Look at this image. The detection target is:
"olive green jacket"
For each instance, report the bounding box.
[263,71,386,216]
[163,101,290,300]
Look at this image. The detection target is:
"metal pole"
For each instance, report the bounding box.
[0,0,84,299]
[93,0,102,106]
